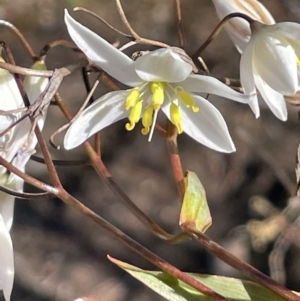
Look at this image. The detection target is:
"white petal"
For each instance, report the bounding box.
[271,22,300,41]
[0,214,14,301]
[162,95,235,153]
[255,75,287,121]
[0,67,24,111]
[0,194,14,232]
[64,10,142,87]
[253,34,298,95]
[0,173,23,232]
[248,95,260,118]
[179,74,253,103]
[64,90,129,149]
[134,48,192,83]
[240,38,256,94]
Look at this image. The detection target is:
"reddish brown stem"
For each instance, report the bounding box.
[57,187,229,301]
[166,122,185,200]
[185,229,300,301]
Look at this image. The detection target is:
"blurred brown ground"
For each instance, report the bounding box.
[1,0,300,300]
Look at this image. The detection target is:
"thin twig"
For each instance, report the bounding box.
[0,184,52,200]
[192,12,254,60]
[0,19,37,60]
[74,7,134,40]
[0,60,53,77]
[173,0,185,49]
[114,0,170,48]
[30,155,89,166]
[39,39,84,61]
[184,228,300,301]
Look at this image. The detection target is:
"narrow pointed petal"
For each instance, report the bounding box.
[0,214,14,301]
[134,48,192,83]
[248,95,260,118]
[240,38,256,95]
[255,75,287,121]
[64,10,142,87]
[64,91,129,149]
[0,61,24,111]
[162,95,235,153]
[180,74,253,103]
[253,34,298,95]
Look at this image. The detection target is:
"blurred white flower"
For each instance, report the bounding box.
[241,21,300,120]
[63,10,254,153]
[0,57,27,176]
[0,57,48,301]
[211,0,275,52]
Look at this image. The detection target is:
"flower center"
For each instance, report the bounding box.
[124,81,199,141]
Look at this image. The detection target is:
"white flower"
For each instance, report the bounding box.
[241,21,300,120]
[0,58,48,301]
[211,0,275,53]
[64,10,254,153]
[0,57,27,176]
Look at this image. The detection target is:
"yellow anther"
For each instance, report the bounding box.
[297,57,300,67]
[141,106,154,135]
[151,82,165,110]
[176,87,199,112]
[170,103,183,134]
[125,121,135,131]
[125,89,141,110]
[125,100,143,131]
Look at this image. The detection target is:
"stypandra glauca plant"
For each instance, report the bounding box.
[0,1,300,300]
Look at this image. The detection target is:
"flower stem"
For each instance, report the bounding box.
[166,121,185,200]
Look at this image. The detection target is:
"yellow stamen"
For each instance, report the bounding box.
[175,87,199,112]
[141,106,154,135]
[125,88,140,110]
[125,100,143,131]
[170,103,183,134]
[151,82,165,110]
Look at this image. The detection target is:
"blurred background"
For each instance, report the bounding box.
[1,0,300,300]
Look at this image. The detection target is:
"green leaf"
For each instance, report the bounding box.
[180,171,211,233]
[109,256,295,301]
